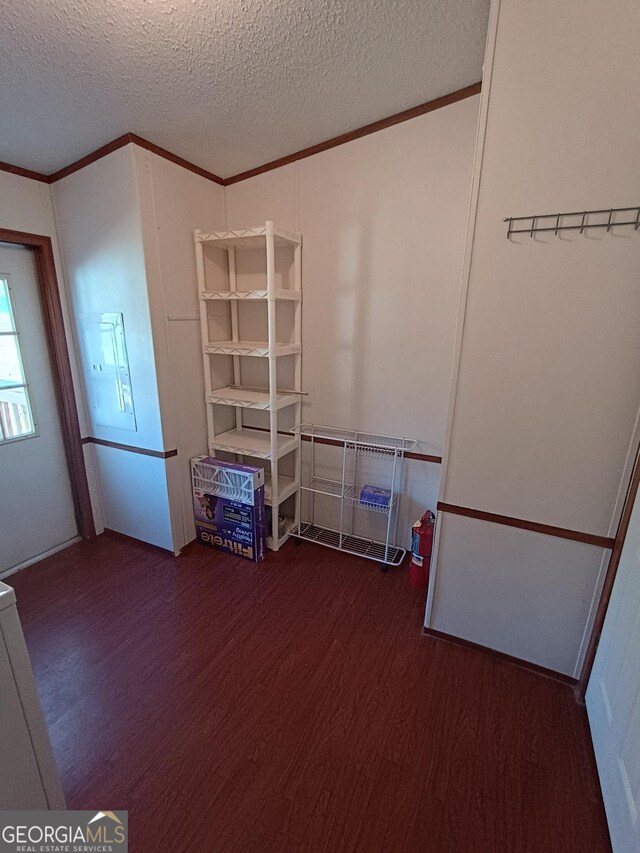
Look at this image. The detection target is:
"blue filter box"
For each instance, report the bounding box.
[359,484,392,508]
[192,457,266,562]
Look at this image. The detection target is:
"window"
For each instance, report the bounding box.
[0,276,35,441]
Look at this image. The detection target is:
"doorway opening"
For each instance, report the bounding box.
[0,228,94,577]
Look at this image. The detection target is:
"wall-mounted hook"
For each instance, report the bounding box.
[504,205,640,238]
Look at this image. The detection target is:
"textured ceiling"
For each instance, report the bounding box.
[0,0,490,178]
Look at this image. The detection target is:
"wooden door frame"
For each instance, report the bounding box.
[577,443,640,700]
[0,228,95,540]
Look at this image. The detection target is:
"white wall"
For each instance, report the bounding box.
[132,145,226,550]
[429,0,640,675]
[226,95,480,542]
[0,171,104,533]
[52,146,174,550]
[49,143,226,553]
[8,101,477,557]
[433,513,608,675]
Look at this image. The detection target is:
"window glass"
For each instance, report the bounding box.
[0,386,34,439]
[0,276,35,442]
[0,334,25,385]
[0,278,14,332]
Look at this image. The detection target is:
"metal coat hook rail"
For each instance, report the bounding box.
[504,205,640,239]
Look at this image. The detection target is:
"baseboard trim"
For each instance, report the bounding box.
[0,537,82,581]
[423,627,578,687]
[102,528,176,556]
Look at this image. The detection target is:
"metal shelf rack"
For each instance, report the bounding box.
[194,221,302,551]
[291,424,415,567]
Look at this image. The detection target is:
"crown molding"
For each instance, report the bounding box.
[225,82,482,184]
[0,82,481,189]
[0,159,51,183]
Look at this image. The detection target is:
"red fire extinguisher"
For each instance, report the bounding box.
[409,511,435,588]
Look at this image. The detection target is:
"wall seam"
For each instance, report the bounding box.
[424,0,502,627]
[138,149,187,551]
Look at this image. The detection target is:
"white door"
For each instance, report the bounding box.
[0,244,77,574]
[587,478,640,852]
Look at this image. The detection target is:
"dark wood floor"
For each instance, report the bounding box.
[10,532,610,852]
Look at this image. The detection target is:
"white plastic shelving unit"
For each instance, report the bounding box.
[195,222,302,550]
[292,424,416,567]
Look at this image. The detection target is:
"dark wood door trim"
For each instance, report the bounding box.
[576,443,640,701]
[0,228,95,540]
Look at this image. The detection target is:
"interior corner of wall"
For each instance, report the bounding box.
[82,443,105,535]
[165,454,186,554]
[423,508,446,628]
[131,148,180,453]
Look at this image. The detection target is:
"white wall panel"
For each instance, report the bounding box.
[430,0,640,673]
[226,97,480,542]
[93,445,173,551]
[226,165,298,232]
[52,146,172,547]
[442,0,640,536]
[432,512,606,675]
[132,147,226,549]
[53,146,165,452]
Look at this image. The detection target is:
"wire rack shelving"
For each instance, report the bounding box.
[291,424,415,568]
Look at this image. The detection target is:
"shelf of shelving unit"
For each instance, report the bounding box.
[296,523,405,566]
[197,224,301,249]
[209,427,298,460]
[301,477,400,513]
[207,387,300,411]
[203,341,301,358]
[291,424,416,567]
[267,517,298,551]
[292,424,415,453]
[264,473,298,505]
[201,289,301,302]
[195,221,302,552]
